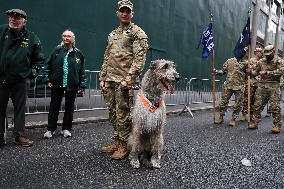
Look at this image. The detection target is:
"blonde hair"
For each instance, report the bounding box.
[60,29,76,47]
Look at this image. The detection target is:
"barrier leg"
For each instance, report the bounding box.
[4,115,8,144]
[179,104,194,118]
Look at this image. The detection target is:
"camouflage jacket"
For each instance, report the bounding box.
[99,23,148,85]
[245,57,260,86]
[253,56,284,83]
[216,57,246,90]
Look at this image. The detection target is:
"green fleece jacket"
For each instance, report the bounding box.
[0,24,45,87]
[45,45,86,89]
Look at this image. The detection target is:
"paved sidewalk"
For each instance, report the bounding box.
[1,108,283,189]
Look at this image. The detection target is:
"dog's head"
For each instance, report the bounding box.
[149,59,180,94]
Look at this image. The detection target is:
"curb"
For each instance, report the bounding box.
[21,105,215,129]
[6,104,220,130]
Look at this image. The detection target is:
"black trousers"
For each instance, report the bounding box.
[47,87,77,131]
[0,80,27,137]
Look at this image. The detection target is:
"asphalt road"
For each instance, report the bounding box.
[1,110,284,189]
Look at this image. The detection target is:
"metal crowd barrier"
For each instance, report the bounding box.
[179,78,224,118]
[24,70,106,116]
[5,73,282,125]
[6,74,223,123]
[24,75,223,115]
[24,72,193,116]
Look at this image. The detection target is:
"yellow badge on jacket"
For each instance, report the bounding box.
[20,40,29,48]
[76,58,81,64]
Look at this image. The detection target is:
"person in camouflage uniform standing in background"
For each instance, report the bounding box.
[214,51,248,127]
[240,48,263,121]
[99,0,148,160]
[248,45,284,134]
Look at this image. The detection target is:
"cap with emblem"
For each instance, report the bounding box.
[263,45,275,56]
[118,0,133,11]
[5,9,27,19]
[254,48,263,53]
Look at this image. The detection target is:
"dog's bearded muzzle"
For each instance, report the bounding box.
[161,80,174,94]
[161,73,180,94]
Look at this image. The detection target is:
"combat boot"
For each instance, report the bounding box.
[271,126,281,134]
[100,139,119,153]
[229,118,237,127]
[112,140,129,160]
[214,115,224,124]
[240,114,247,121]
[248,116,259,129]
[248,123,258,129]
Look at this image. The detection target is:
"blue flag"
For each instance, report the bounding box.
[198,22,214,59]
[234,17,250,61]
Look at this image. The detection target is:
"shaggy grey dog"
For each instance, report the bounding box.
[128,59,180,169]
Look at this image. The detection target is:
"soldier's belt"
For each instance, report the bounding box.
[258,82,280,88]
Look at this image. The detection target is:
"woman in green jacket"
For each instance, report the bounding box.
[43,30,86,138]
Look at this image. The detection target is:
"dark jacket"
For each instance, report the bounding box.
[45,45,86,89]
[0,24,45,87]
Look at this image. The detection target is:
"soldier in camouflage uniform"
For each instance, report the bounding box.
[99,0,148,160]
[240,48,263,121]
[214,54,247,127]
[248,45,284,134]
[263,79,284,118]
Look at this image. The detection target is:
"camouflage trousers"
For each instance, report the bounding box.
[103,81,132,142]
[241,85,257,115]
[218,88,243,119]
[252,83,281,128]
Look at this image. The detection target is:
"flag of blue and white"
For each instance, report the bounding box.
[198,22,214,59]
[233,17,250,61]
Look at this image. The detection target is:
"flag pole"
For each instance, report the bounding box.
[210,13,216,123]
[247,8,252,127]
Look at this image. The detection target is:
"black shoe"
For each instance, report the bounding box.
[0,138,5,148]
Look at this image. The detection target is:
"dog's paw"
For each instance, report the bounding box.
[130,159,140,169]
[141,159,152,168]
[151,159,161,169]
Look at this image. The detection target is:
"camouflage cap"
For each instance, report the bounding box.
[264,45,275,56]
[118,0,133,11]
[5,9,27,19]
[254,48,263,53]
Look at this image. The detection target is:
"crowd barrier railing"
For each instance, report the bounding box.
[7,74,223,124]
[20,74,284,121]
[179,78,224,118]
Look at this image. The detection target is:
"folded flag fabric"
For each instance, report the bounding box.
[233,17,250,61]
[198,22,214,59]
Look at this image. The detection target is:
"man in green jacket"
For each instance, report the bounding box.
[0,9,45,148]
[43,30,86,139]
